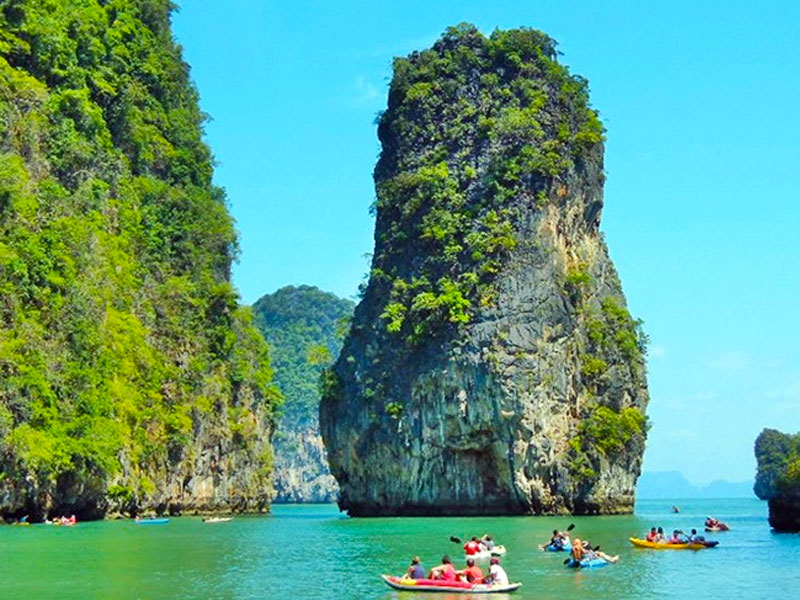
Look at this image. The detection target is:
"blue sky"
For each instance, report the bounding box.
[172,1,800,486]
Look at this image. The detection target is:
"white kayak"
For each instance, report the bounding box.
[203,517,233,523]
[464,545,507,562]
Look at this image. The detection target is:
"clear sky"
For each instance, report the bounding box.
[171,1,800,486]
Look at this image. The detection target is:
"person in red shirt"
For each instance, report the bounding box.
[456,558,484,583]
[645,527,658,542]
[463,537,482,556]
[429,556,457,581]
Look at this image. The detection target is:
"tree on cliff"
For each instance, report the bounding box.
[0,0,279,519]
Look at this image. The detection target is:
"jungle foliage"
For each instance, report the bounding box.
[0,0,278,512]
[251,286,353,430]
[371,23,605,343]
[755,429,800,498]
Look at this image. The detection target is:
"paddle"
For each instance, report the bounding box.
[450,535,462,544]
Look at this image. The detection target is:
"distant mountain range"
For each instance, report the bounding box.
[637,471,755,499]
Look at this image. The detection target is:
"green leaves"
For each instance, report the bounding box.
[372,25,605,345]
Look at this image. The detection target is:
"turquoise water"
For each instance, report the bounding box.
[2,499,798,599]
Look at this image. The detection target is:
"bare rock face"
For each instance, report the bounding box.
[320,25,649,516]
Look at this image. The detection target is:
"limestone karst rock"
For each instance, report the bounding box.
[755,429,800,531]
[0,1,278,519]
[252,286,353,503]
[320,24,649,516]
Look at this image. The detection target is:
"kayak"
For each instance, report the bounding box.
[566,557,609,569]
[541,541,572,552]
[464,545,507,562]
[136,518,170,525]
[705,524,730,532]
[203,517,233,523]
[381,575,521,594]
[629,537,718,550]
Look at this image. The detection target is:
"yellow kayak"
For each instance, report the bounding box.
[629,537,718,550]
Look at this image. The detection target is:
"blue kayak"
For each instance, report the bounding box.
[544,542,572,552]
[136,518,170,525]
[566,557,609,569]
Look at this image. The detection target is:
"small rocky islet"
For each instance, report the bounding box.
[754,429,800,531]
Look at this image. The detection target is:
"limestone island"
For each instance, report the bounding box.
[320,24,650,516]
[755,428,800,531]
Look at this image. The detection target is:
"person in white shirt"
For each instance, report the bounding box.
[487,557,509,586]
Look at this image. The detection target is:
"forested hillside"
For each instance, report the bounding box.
[0,0,279,519]
[252,286,352,502]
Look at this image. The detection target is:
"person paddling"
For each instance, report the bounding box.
[464,536,482,556]
[668,529,685,544]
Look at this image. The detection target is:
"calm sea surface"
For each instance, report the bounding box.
[2,498,798,599]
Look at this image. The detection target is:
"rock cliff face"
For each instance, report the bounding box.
[0,1,278,520]
[754,429,800,531]
[320,25,649,516]
[252,286,353,503]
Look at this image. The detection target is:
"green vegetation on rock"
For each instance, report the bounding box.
[371,23,605,343]
[0,0,278,518]
[252,286,353,430]
[251,285,353,502]
[569,406,648,483]
[755,429,800,497]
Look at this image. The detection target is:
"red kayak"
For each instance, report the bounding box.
[381,575,522,594]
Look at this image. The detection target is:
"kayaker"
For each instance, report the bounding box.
[406,557,425,580]
[570,538,584,561]
[480,534,495,551]
[429,556,457,581]
[646,527,658,542]
[551,528,570,548]
[456,558,484,583]
[579,539,619,563]
[464,536,482,556]
[655,527,666,543]
[705,516,721,528]
[668,530,685,544]
[486,557,509,586]
[688,529,704,544]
